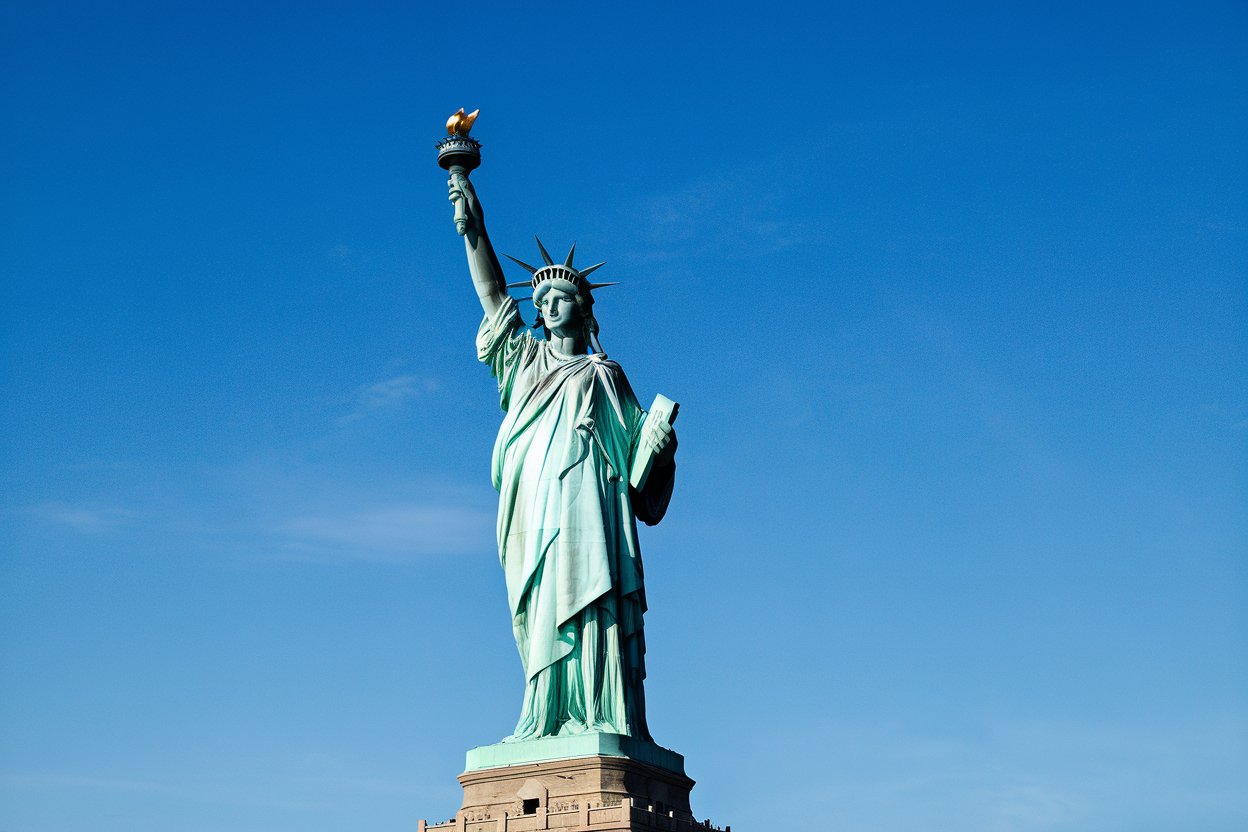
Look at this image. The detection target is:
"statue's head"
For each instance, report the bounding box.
[504,238,617,353]
[535,283,589,340]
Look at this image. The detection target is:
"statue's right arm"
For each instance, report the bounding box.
[448,173,509,319]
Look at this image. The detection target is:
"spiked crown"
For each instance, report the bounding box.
[504,237,618,305]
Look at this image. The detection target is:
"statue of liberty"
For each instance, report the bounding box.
[446,166,678,743]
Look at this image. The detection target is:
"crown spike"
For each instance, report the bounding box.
[564,242,577,268]
[534,236,555,266]
[578,261,607,278]
[587,281,619,290]
[503,253,538,275]
[505,280,531,288]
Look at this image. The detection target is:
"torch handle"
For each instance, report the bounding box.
[449,164,469,236]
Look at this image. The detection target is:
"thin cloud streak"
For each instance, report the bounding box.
[7,458,496,566]
[275,503,495,562]
[21,502,145,535]
[339,375,439,423]
[764,712,1248,831]
[623,145,841,264]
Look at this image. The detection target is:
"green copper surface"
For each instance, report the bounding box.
[465,733,686,775]
[445,143,679,752]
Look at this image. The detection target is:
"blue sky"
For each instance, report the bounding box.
[1,2,1245,830]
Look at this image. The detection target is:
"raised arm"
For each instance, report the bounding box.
[448,173,509,319]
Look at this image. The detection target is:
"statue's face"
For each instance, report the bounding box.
[539,286,582,334]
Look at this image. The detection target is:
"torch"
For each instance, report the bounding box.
[437,108,481,236]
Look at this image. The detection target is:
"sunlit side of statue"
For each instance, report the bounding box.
[440,111,678,742]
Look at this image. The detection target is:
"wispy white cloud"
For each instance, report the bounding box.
[757,712,1248,831]
[22,502,144,535]
[621,147,842,266]
[274,503,494,562]
[11,452,494,565]
[339,374,439,423]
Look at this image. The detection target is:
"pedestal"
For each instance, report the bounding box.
[417,735,728,832]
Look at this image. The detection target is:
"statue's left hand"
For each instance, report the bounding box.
[643,420,677,466]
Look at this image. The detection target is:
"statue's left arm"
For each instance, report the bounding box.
[630,421,677,526]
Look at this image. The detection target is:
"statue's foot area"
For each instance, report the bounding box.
[466,732,684,775]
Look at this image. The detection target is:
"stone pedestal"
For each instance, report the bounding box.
[417,735,727,832]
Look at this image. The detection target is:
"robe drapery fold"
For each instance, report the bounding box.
[477,298,660,741]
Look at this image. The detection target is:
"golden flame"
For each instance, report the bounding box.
[446,108,480,137]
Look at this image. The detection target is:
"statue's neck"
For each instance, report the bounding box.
[547,331,586,357]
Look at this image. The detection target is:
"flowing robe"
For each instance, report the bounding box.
[477,298,673,741]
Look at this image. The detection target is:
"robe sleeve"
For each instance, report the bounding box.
[627,399,677,526]
[630,454,676,526]
[476,297,536,411]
